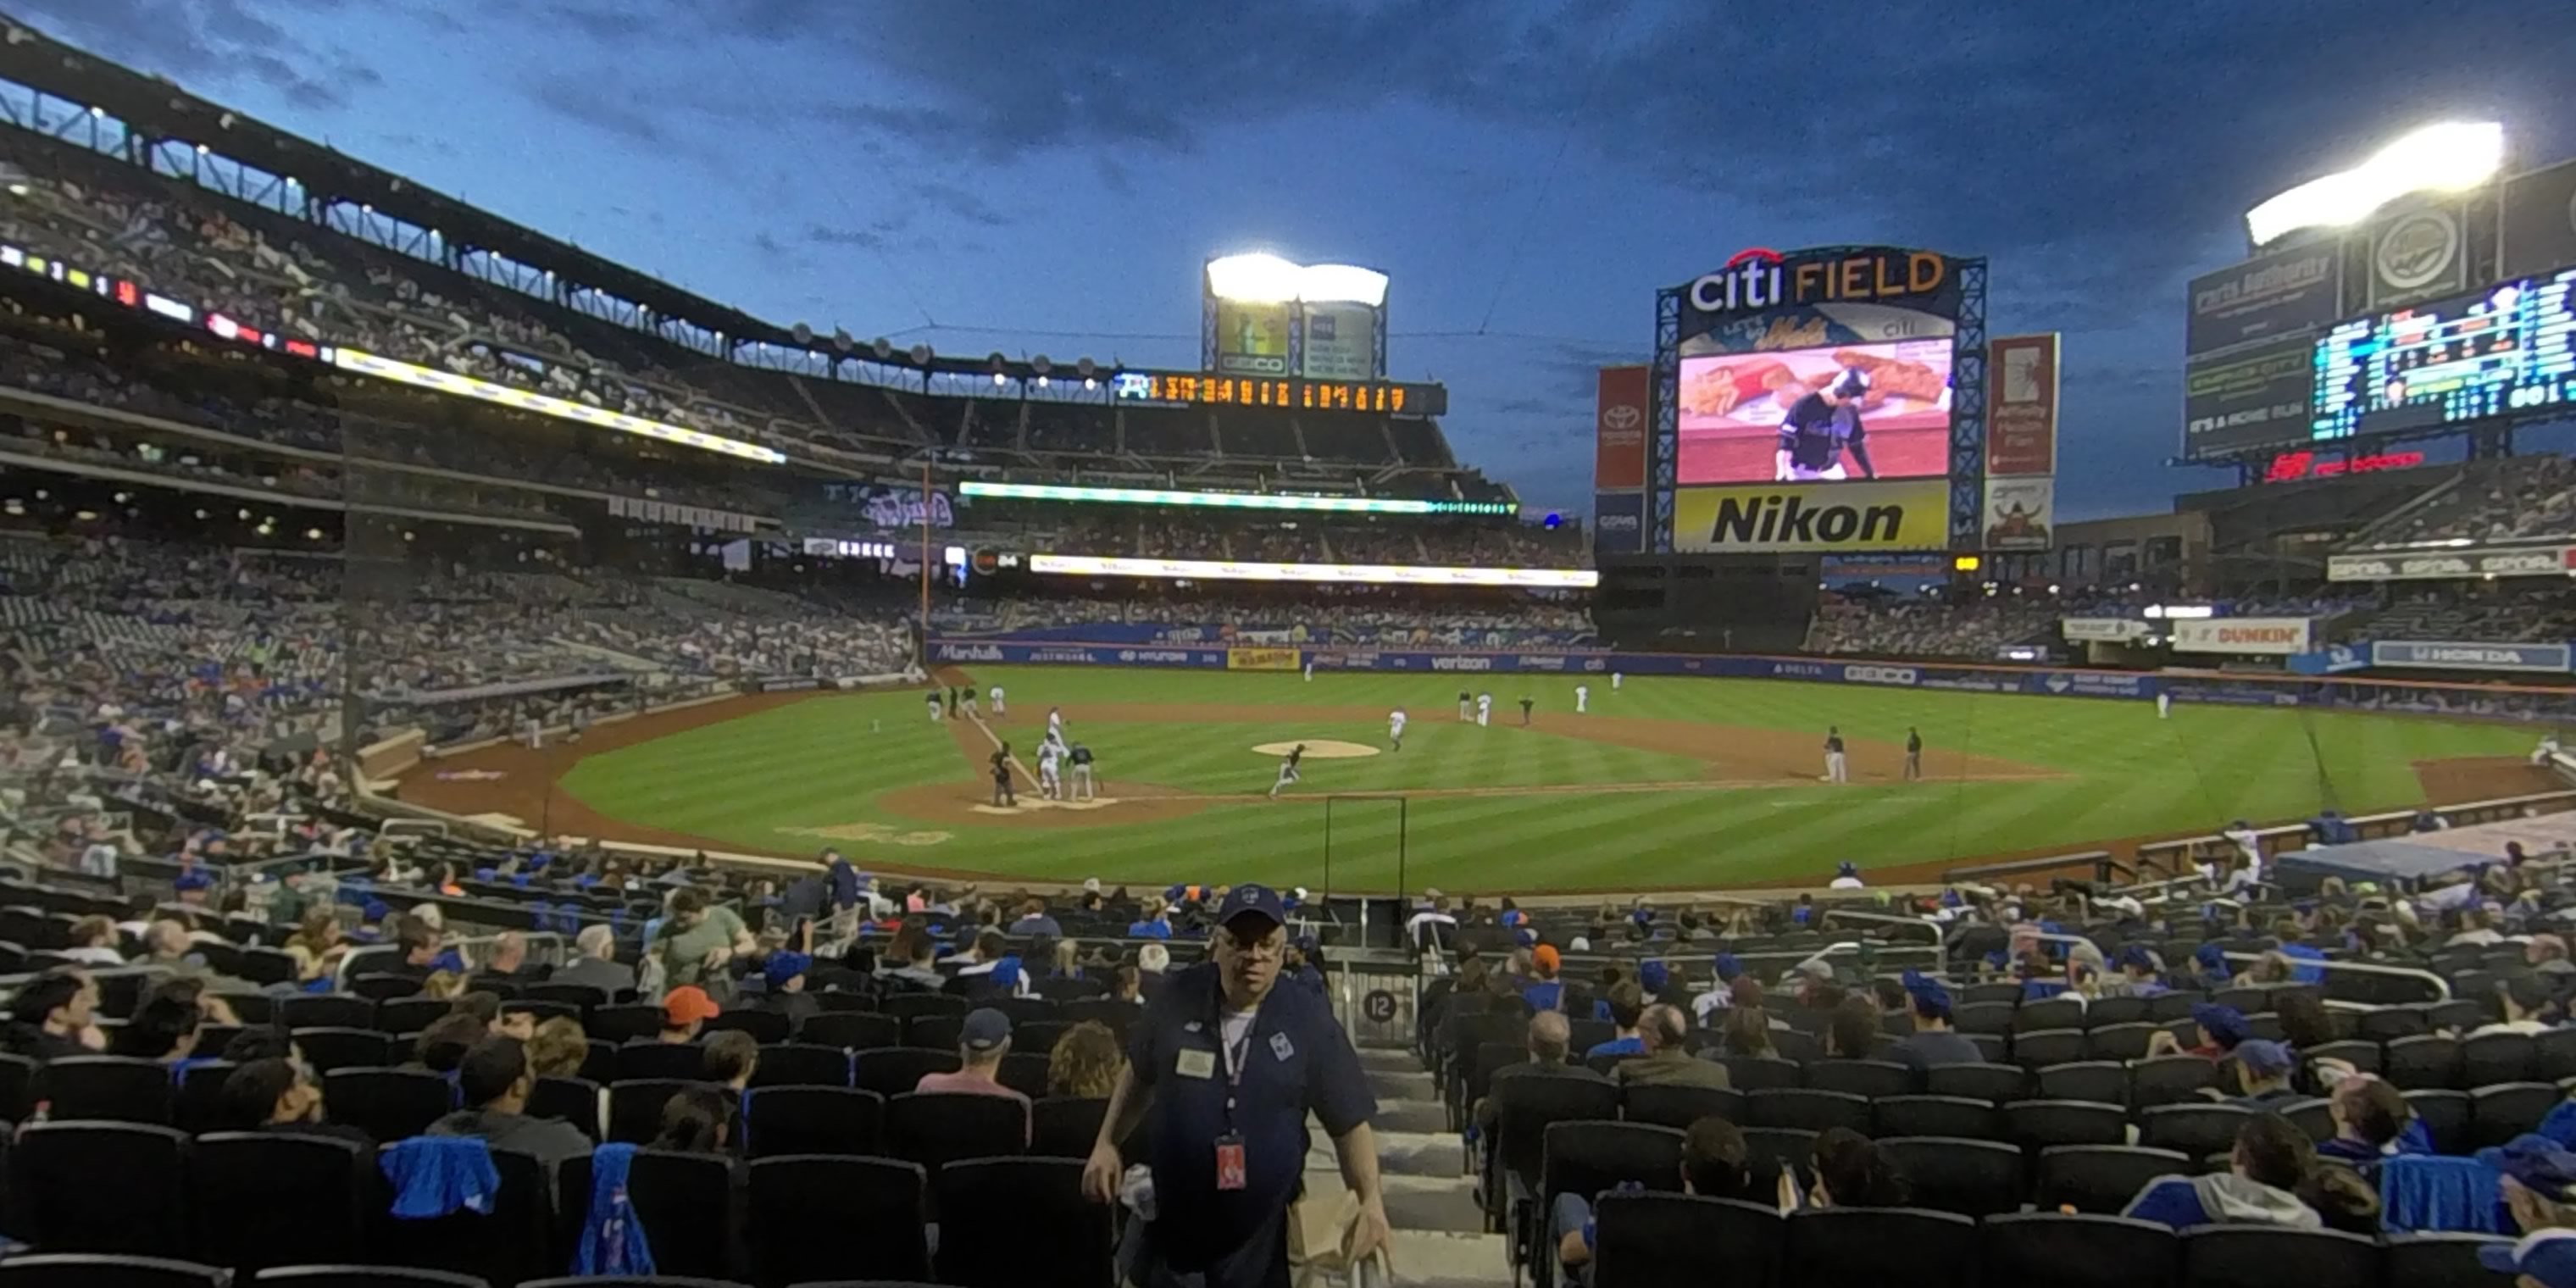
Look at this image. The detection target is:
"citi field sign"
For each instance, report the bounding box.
[1686,247,1955,318]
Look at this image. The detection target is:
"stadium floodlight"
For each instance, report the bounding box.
[1298,263,1390,308]
[2244,121,2504,247]
[1206,253,1390,308]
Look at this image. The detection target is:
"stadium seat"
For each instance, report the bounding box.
[2035,1061,2129,1107]
[292,1029,397,1075]
[367,1139,558,1285]
[2138,1103,2252,1159]
[1591,1193,1781,1288]
[591,1003,669,1043]
[323,1068,456,1142]
[1721,1057,1803,1091]
[0,1256,228,1288]
[529,1075,605,1140]
[280,995,378,1031]
[1954,1002,2014,1035]
[1924,1063,2026,1104]
[1804,1059,1913,1099]
[2407,1088,2474,1154]
[1739,1128,1818,1196]
[2037,1145,2193,1214]
[2307,1040,2383,1074]
[251,1267,493,1287]
[1874,1096,1997,1141]
[2015,997,2088,1033]
[2085,997,2151,1029]
[174,1061,237,1134]
[0,1051,36,1121]
[886,1091,1030,1178]
[747,1156,931,1286]
[1030,1096,1109,1159]
[997,1052,1052,1100]
[38,1056,174,1125]
[1492,1076,1624,1212]
[618,1042,713,1084]
[743,1085,884,1158]
[609,1079,706,1145]
[376,997,452,1036]
[705,1009,789,1045]
[2086,1023,2162,1062]
[2470,1082,2560,1148]
[2129,1056,2218,1108]
[2013,1029,2087,1069]
[1014,1020,1073,1056]
[2005,1099,2129,1152]
[935,1158,1113,1288]
[8,1122,192,1256]
[883,994,967,1021]
[620,1150,741,1280]
[1874,1136,2024,1217]
[1746,1088,1869,1135]
[2462,1032,2538,1086]
[1783,1207,1978,1288]
[1620,1083,1744,1131]
[797,1012,902,1051]
[2360,1008,2433,1042]
[2537,1028,2576,1082]
[187,1133,369,1274]
[747,1042,852,1088]
[1981,1212,2181,1288]
[853,1048,960,1097]
[2283,1097,2334,1143]
[2379,1232,2519,1288]
[2179,1225,2379,1288]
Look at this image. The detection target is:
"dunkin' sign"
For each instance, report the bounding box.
[2169,618,2312,656]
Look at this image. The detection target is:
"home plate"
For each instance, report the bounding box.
[1249,740,1380,759]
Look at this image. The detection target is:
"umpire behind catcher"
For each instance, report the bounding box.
[1082,883,1388,1285]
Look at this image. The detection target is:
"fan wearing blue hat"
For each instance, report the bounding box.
[2484,1230,2576,1288]
[756,952,819,1030]
[1080,882,1388,1283]
[1888,970,1985,1071]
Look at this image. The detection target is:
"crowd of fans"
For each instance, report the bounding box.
[2364,591,2576,646]
[1809,594,2063,659]
[932,585,1596,647]
[2355,455,2576,550]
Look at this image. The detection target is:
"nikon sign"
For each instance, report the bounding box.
[1669,479,1948,553]
[2326,547,2576,582]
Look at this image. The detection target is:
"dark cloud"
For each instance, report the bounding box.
[524,78,671,147]
[908,182,1013,228]
[805,224,890,250]
[11,0,386,110]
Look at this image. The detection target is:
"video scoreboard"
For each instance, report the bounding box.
[2310,264,2576,441]
[1108,369,1446,417]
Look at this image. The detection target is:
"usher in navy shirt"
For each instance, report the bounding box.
[1128,961,1376,1270]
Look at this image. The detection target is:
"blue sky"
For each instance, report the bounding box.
[20,0,2576,522]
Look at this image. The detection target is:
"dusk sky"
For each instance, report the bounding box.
[22,0,2576,522]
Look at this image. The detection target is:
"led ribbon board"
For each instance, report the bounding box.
[1028,552,1596,588]
[960,480,1513,515]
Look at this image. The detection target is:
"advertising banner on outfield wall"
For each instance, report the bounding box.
[1596,365,1649,490]
[1980,476,2053,551]
[2327,547,2576,581]
[2169,617,2313,655]
[2371,641,2574,674]
[2062,618,2153,643]
[1669,478,1949,554]
[1225,647,1302,671]
[1986,334,2059,476]
[1592,491,1645,555]
[2502,159,2576,280]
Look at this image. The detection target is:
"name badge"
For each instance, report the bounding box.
[1175,1048,1217,1080]
[1270,1033,1296,1061]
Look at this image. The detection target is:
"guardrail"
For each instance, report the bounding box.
[1939,850,2122,886]
[2133,789,2576,876]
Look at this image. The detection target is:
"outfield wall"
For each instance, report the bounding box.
[924,638,2576,722]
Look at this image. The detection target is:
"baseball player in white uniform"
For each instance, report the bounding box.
[1824,726,1848,783]
[2157,691,2172,719]
[1576,684,1590,713]
[1037,739,1064,799]
[2534,734,2562,767]
[926,691,943,724]
[961,688,980,719]
[989,685,1006,717]
[1456,691,1472,721]
[1302,657,1314,682]
[1475,692,1492,728]
[1612,671,1624,691]
[1389,708,1407,752]
[1047,707,1064,741]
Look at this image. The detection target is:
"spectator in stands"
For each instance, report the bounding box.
[553,924,636,1000]
[702,1030,759,1092]
[1719,1004,1779,1059]
[525,1017,590,1080]
[660,985,720,1044]
[1046,1019,1125,1099]
[1886,971,1982,1070]
[1556,1117,1752,1285]
[1820,996,1878,1061]
[1112,963,1145,1004]
[428,1036,593,1166]
[219,1057,372,1146]
[2473,976,2561,1037]
[1803,1127,1910,1208]
[1475,1012,1608,1136]
[2318,1075,2429,1165]
[2223,1041,2304,1108]
[881,925,947,991]
[2531,935,2576,981]
[414,1013,486,1075]
[752,951,819,1030]
[2124,1113,2322,1230]
[1690,954,1744,1024]
[1010,897,1063,938]
[1128,899,1174,940]
[475,931,545,987]
[2,968,99,1061]
[654,888,754,988]
[2150,1002,2251,1059]
[108,980,204,1064]
[281,908,347,983]
[1585,982,1648,1060]
[140,919,208,978]
[916,1008,1030,1113]
[376,914,447,982]
[61,915,123,966]
[652,1085,736,1153]
[1617,1005,1730,1091]
[1136,943,1172,986]
[2105,946,2168,997]
[1524,945,1566,1013]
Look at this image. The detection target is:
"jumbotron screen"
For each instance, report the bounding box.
[1675,338,1953,485]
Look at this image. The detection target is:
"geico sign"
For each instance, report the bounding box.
[1843,665,1919,686]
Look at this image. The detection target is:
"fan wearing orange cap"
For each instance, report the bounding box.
[1524,945,1566,1013]
[660,985,720,1044]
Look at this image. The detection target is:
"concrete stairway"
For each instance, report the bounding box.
[1299,1045,1511,1285]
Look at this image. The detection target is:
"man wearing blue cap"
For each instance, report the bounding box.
[2484,1229,2576,1288]
[2151,1003,2251,1060]
[1082,882,1386,1285]
[1888,970,1985,1071]
[757,952,819,1030]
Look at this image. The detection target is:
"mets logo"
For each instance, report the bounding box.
[2375,210,2459,291]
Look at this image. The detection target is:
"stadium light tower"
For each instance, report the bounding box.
[2245,120,2504,247]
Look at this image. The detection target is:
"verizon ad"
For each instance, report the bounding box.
[2170,618,2313,656]
[1595,364,1649,490]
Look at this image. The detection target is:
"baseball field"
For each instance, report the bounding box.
[393,664,2552,895]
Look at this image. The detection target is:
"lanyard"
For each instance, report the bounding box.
[1214,1001,1258,1125]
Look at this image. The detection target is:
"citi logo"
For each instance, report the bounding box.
[1687,248,1785,314]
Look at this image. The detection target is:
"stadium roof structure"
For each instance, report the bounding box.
[0,19,793,349]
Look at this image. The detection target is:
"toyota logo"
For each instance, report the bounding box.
[1602,404,1641,430]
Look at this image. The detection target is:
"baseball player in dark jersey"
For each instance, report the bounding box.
[1824,726,1849,783]
[1905,727,1924,780]
[1269,743,1307,798]
[990,744,1015,806]
[1774,369,1878,481]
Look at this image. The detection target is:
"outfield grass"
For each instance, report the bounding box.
[552,666,2536,893]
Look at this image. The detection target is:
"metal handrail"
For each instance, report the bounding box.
[2220,950,2451,1002]
[1817,909,1942,944]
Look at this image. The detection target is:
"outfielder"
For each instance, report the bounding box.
[1456,690,1472,721]
[1069,742,1096,800]
[1475,692,1492,727]
[1303,657,1314,682]
[2157,690,2173,719]
[989,684,1006,717]
[1269,743,1306,798]
[1612,671,1624,691]
[1389,707,1407,752]
[1037,737,1064,800]
[1824,725,1848,783]
[1576,683,1589,713]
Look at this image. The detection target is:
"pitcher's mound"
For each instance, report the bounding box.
[1251,740,1380,759]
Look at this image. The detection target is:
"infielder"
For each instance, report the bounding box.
[1824,725,1848,783]
[961,688,980,719]
[1518,696,1534,726]
[1904,727,1923,780]
[1456,690,1472,721]
[2157,690,2173,719]
[1576,683,1589,713]
[1037,737,1064,799]
[1389,707,1407,752]
[988,684,1006,717]
[1269,742,1306,798]
[1069,742,1096,800]
[1475,692,1492,728]
[925,690,943,724]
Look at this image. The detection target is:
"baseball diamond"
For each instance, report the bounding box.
[394,663,2544,893]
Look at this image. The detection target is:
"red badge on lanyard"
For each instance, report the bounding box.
[1214,1132,1246,1191]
